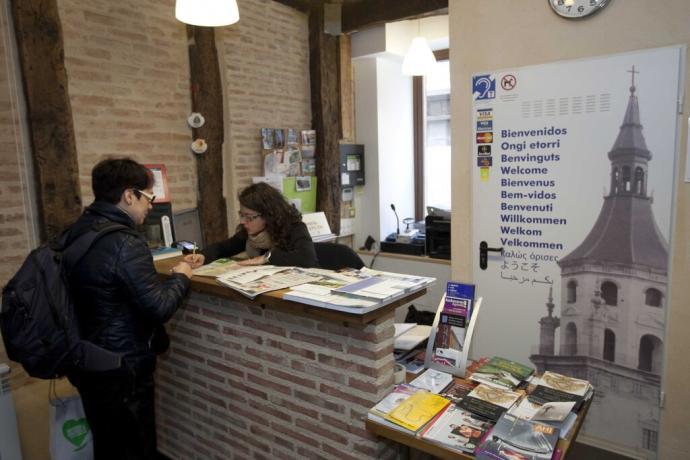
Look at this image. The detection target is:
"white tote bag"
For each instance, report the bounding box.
[49,396,94,460]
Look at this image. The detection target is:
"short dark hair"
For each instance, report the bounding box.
[92,158,153,203]
[237,182,301,248]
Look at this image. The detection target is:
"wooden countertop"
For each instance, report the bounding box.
[155,257,426,326]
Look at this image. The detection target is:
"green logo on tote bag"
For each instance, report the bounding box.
[62,418,91,451]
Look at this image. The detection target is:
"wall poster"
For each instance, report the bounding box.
[471,46,683,458]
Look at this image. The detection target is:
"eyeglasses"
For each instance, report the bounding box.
[238,211,262,222]
[134,189,156,204]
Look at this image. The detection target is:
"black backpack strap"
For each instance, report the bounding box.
[62,221,135,273]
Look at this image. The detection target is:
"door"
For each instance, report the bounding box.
[470,47,682,457]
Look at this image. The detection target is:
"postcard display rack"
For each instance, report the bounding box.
[424,294,483,378]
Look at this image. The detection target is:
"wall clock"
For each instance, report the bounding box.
[548,0,610,19]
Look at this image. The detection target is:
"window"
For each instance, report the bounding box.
[564,323,578,355]
[567,280,577,303]
[601,281,618,306]
[638,335,663,373]
[603,329,615,362]
[645,288,662,307]
[642,428,658,451]
[413,50,450,219]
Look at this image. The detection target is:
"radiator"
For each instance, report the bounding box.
[0,363,22,460]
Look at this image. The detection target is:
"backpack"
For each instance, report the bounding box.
[0,221,132,379]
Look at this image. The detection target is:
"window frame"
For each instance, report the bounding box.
[413,48,450,220]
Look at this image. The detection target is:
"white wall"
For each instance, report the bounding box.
[376,57,414,239]
[352,55,414,245]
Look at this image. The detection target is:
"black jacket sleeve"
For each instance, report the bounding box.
[117,234,191,324]
[268,221,318,268]
[201,231,247,263]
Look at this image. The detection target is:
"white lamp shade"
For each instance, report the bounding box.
[402,37,437,76]
[175,0,240,27]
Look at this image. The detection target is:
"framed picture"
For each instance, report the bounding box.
[144,164,170,203]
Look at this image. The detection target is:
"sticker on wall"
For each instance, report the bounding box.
[476,132,493,144]
[477,145,492,157]
[191,139,208,154]
[479,167,490,182]
[477,157,493,167]
[187,112,205,128]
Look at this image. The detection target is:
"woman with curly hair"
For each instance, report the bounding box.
[184,182,318,268]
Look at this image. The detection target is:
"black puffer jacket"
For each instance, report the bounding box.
[65,201,190,371]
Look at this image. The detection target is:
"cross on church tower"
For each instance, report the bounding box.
[627,65,639,91]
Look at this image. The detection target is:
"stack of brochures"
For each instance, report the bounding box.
[283,267,435,313]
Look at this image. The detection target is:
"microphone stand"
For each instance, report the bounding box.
[390,203,400,240]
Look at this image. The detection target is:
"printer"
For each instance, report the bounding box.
[425,207,450,259]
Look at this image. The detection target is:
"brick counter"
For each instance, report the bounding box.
[154,262,423,459]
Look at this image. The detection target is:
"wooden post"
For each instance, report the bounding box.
[309,6,341,235]
[186,26,228,246]
[11,0,82,241]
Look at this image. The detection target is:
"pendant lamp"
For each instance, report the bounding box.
[402,20,436,76]
[175,0,240,27]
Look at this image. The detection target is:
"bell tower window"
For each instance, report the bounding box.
[601,281,618,306]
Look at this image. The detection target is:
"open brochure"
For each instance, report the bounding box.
[216,266,321,299]
[192,258,238,277]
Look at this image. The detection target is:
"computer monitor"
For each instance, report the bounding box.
[173,208,204,249]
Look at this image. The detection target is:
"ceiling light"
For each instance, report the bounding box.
[175,0,240,27]
[402,36,437,76]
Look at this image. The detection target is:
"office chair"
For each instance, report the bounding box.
[314,242,365,270]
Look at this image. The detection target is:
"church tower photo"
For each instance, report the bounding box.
[530,68,667,458]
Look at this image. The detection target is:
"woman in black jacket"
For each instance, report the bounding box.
[185,182,318,268]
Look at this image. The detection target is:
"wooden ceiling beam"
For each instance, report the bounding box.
[342,0,448,33]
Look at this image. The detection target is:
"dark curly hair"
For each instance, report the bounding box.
[236,182,302,249]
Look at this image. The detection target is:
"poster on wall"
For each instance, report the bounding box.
[471,46,683,457]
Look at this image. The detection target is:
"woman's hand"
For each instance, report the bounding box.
[183,253,205,269]
[237,255,268,266]
[171,261,193,279]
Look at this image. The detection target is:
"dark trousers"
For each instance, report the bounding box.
[70,368,157,460]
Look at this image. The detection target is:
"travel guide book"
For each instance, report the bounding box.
[469,356,535,390]
[384,391,450,432]
[409,369,454,394]
[420,404,494,454]
[458,383,522,422]
[440,378,477,404]
[476,413,560,460]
